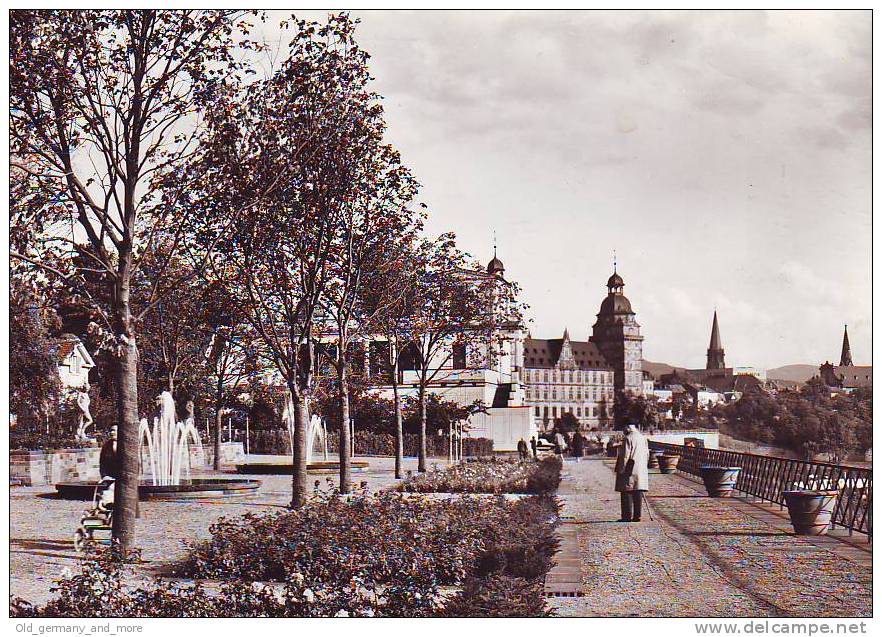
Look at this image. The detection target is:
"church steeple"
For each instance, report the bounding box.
[706,310,726,370]
[840,324,853,367]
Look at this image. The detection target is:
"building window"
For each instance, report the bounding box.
[535,406,540,417]
[452,343,467,369]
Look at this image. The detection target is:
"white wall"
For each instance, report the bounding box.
[647,430,719,449]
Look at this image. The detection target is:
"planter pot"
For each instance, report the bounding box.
[783,490,839,536]
[700,466,741,497]
[647,451,660,469]
[657,454,680,474]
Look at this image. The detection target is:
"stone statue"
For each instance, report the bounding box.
[75,386,94,441]
[184,399,195,425]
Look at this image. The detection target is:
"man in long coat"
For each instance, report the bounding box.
[614,423,650,522]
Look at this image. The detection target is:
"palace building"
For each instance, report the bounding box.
[520,269,644,431]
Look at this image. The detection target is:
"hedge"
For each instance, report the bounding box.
[248,429,493,458]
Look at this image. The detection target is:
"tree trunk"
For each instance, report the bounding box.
[418,384,427,472]
[111,303,140,556]
[213,408,223,470]
[448,421,453,465]
[392,362,404,479]
[337,362,352,494]
[213,374,224,470]
[290,391,309,508]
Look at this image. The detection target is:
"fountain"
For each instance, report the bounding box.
[139,391,203,485]
[236,391,369,475]
[56,391,260,500]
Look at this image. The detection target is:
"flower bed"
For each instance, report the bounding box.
[13,493,559,617]
[397,456,562,495]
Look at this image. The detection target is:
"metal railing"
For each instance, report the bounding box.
[650,442,872,540]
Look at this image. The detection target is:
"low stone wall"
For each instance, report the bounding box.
[11,442,213,487]
[10,447,101,486]
[202,442,246,468]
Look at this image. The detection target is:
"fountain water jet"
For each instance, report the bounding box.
[235,391,368,475]
[138,391,203,486]
[56,391,261,500]
[282,391,329,463]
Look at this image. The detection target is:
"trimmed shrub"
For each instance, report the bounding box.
[398,456,562,495]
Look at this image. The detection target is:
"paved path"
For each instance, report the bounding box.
[548,458,872,618]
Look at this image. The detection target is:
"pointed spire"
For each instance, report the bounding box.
[706,310,725,370]
[840,324,853,367]
[562,327,570,341]
[709,311,722,350]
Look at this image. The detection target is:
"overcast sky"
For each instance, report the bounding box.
[268,10,871,369]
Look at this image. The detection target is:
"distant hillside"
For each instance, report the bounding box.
[643,361,819,384]
[766,364,818,383]
[642,360,687,380]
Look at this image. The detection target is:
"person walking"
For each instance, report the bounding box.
[614,423,650,522]
[571,431,585,461]
[530,436,538,459]
[517,438,528,461]
[554,431,568,459]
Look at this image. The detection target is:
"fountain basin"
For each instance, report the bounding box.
[236,460,369,475]
[55,478,261,501]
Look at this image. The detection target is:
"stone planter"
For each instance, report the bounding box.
[647,450,660,469]
[783,490,839,536]
[657,454,680,474]
[700,466,741,497]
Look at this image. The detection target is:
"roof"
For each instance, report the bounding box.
[599,293,633,315]
[486,254,505,274]
[523,337,612,370]
[55,334,95,368]
[832,365,872,388]
[607,272,624,287]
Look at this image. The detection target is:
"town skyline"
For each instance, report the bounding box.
[251,9,870,371]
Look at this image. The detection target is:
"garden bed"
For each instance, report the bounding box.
[13,491,560,618]
[396,456,562,495]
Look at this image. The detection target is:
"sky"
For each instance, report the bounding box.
[262,10,871,369]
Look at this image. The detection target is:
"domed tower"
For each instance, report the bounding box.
[486,252,505,276]
[590,270,644,394]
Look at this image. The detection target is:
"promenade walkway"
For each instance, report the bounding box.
[547,457,872,617]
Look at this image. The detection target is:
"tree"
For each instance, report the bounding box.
[614,391,660,430]
[405,235,520,472]
[360,234,423,478]
[554,412,580,436]
[10,10,257,552]
[135,248,216,402]
[202,286,262,470]
[192,14,391,507]
[320,142,421,493]
[9,279,62,426]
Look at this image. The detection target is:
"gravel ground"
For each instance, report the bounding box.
[549,459,872,618]
[9,454,447,605]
